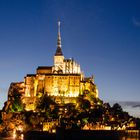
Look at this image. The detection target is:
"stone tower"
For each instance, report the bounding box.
[54,21,64,73]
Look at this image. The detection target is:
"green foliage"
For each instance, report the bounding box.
[9,91,24,112]
[82,118,88,123]
[4,86,136,131]
[112,103,123,112]
[82,100,91,110]
[77,95,91,111]
[36,92,43,98]
[36,94,56,112]
[11,99,24,112]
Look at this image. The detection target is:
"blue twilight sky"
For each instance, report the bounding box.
[0,0,140,112]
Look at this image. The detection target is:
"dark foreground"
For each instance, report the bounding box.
[24,129,130,140]
[0,129,139,140]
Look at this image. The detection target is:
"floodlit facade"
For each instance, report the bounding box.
[8,21,98,111]
[1,22,136,134]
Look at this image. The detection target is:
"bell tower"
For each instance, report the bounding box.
[54,21,64,72]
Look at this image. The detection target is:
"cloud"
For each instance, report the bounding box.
[109,101,140,117]
[132,17,140,27]
[118,101,140,117]
[132,105,140,108]
[118,101,140,107]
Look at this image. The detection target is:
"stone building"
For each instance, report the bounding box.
[5,21,99,111]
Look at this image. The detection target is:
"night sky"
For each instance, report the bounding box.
[0,0,140,115]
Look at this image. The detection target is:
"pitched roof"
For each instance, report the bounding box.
[55,46,63,56]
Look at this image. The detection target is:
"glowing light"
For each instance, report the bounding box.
[52,129,56,133]
[13,129,16,139]
[17,125,23,132]
[21,134,24,140]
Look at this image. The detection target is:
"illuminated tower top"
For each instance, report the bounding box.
[55,21,63,56]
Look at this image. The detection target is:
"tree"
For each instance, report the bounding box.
[76,95,91,111]
[10,90,24,112]
[89,105,104,123]
[82,100,91,111]
[36,94,56,112]
[112,103,122,112]
[135,118,140,129]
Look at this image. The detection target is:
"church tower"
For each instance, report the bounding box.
[11,21,99,111]
[54,21,64,73]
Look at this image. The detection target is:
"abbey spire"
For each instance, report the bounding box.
[55,21,63,56]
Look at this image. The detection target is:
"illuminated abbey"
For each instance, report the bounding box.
[7,21,98,111]
[1,22,136,135]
